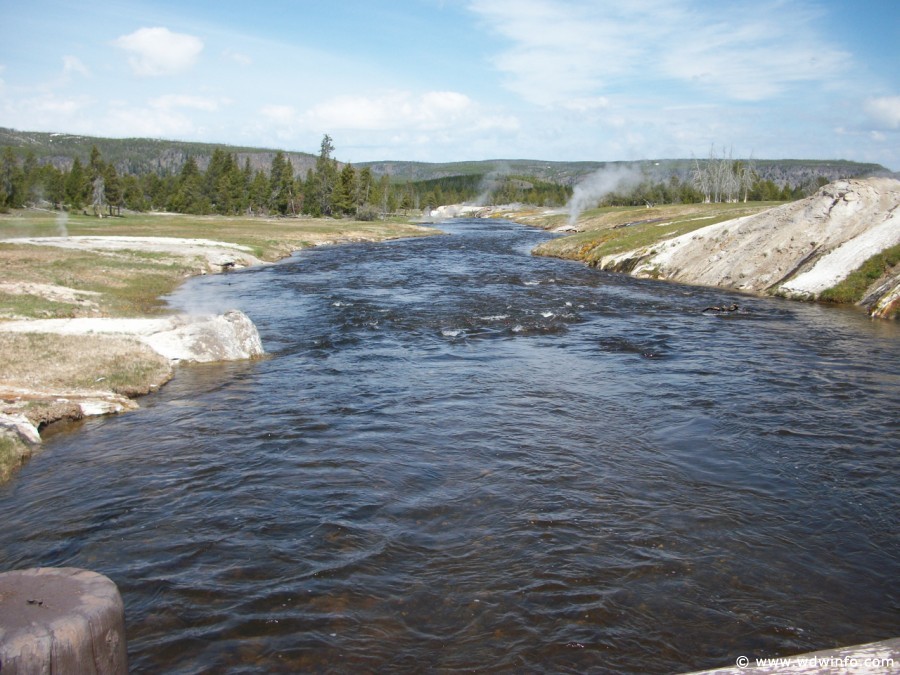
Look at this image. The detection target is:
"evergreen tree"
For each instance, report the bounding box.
[65,157,87,209]
[103,163,123,215]
[333,163,356,215]
[122,175,148,211]
[42,164,66,209]
[22,151,39,205]
[302,168,322,217]
[315,135,338,216]
[249,169,269,215]
[0,147,24,209]
[169,156,208,213]
[269,152,296,215]
[356,167,373,211]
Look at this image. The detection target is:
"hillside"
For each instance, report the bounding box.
[1,128,892,188]
[356,157,893,189]
[0,127,318,177]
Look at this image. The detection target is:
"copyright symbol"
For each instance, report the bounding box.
[736,655,749,669]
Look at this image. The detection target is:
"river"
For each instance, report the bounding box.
[1,219,898,673]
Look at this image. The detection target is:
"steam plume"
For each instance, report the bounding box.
[567,165,643,227]
[56,210,69,238]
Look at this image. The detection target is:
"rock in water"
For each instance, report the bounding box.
[142,309,266,363]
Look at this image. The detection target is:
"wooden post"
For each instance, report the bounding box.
[0,567,127,674]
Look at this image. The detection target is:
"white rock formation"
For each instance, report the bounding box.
[6,236,264,272]
[0,310,265,364]
[605,177,900,315]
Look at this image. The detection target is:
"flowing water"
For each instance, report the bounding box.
[1,219,898,673]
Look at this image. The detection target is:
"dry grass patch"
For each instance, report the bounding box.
[532,202,782,263]
[0,243,198,317]
[0,332,172,398]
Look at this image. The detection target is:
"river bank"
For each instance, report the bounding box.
[519,178,900,320]
[0,210,439,481]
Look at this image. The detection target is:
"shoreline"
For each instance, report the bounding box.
[0,215,440,481]
[496,178,900,320]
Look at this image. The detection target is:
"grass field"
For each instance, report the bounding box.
[527,202,783,264]
[0,210,438,319]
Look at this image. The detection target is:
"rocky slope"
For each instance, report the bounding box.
[597,178,900,318]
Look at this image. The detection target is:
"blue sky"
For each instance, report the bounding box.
[1,0,898,168]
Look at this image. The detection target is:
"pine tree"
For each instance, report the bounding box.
[65,157,86,209]
[0,147,24,209]
[103,163,123,215]
[333,163,356,215]
[315,135,337,216]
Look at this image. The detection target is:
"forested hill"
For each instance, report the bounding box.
[357,157,895,188]
[0,128,318,177]
[1,127,892,187]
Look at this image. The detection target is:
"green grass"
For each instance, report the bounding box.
[0,435,32,483]
[819,243,900,304]
[0,210,439,319]
[0,291,81,319]
[0,210,437,262]
[532,202,782,264]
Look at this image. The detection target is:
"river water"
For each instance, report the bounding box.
[1,219,898,673]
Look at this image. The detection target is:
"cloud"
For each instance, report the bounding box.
[223,50,252,66]
[468,0,849,106]
[113,27,203,77]
[261,104,297,124]
[62,55,90,78]
[864,96,900,130]
[302,90,518,133]
[151,94,221,111]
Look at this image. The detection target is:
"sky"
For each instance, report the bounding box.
[1,0,898,168]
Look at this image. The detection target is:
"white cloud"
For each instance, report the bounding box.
[260,104,297,124]
[151,94,221,111]
[101,103,197,138]
[302,90,517,133]
[468,0,849,106]
[113,27,203,77]
[864,96,900,130]
[223,50,252,66]
[62,55,90,78]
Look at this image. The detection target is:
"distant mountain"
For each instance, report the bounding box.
[1,127,893,187]
[356,157,895,188]
[0,127,318,177]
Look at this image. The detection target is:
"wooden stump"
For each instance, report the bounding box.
[0,567,128,674]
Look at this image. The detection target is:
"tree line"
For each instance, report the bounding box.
[0,136,833,218]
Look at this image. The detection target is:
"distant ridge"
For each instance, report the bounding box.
[0,127,318,177]
[0,127,893,186]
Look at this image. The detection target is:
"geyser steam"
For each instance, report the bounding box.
[567,165,644,227]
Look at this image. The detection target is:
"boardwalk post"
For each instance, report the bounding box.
[0,567,127,674]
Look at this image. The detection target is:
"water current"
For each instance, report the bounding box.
[1,219,898,673]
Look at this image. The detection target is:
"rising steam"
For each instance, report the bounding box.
[56,210,69,238]
[567,165,644,227]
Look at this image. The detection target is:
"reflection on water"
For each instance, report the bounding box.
[1,220,898,673]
